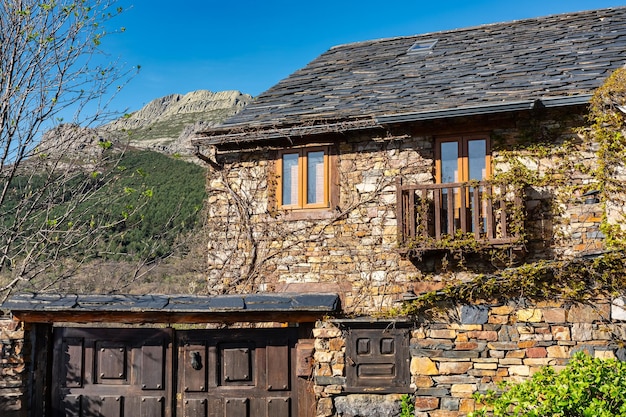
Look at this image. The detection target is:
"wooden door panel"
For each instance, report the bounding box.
[224,398,248,417]
[52,328,172,417]
[141,344,165,390]
[140,397,165,417]
[267,343,290,391]
[95,344,127,382]
[182,343,208,392]
[184,398,207,417]
[221,345,253,384]
[62,339,84,388]
[268,397,291,417]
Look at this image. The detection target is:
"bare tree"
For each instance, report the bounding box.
[0,0,139,297]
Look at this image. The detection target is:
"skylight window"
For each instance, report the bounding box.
[407,39,438,54]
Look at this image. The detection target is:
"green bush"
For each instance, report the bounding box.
[470,352,626,417]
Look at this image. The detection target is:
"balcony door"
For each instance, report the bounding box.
[435,136,491,235]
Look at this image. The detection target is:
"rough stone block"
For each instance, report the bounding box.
[497,326,520,342]
[415,387,450,397]
[415,397,439,411]
[517,309,543,322]
[489,315,509,325]
[571,323,593,341]
[329,337,345,351]
[505,349,526,359]
[317,397,334,417]
[460,305,489,325]
[551,326,570,341]
[523,358,552,366]
[441,397,459,411]
[473,362,498,370]
[454,342,483,351]
[428,329,457,339]
[439,361,473,375]
[313,327,342,338]
[612,297,626,321]
[459,398,476,413]
[491,305,515,315]
[508,365,530,376]
[472,330,499,341]
[433,375,479,384]
[314,376,346,386]
[411,357,439,376]
[414,376,434,388]
[526,347,547,358]
[489,350,505,359]
[595,350,616,359]
[543,308,566,323]
[499,358,523,365]
[568,304,610,323]
[450,383,477,397]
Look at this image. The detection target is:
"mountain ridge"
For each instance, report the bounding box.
[104,89,252,155]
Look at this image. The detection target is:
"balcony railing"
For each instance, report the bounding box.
[396,179,523,252]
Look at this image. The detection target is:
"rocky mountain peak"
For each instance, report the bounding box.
[104,90,252,155]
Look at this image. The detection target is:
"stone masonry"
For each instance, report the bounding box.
[0,316,26,417]
[313,300,626,417]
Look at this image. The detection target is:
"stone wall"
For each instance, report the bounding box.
[205,133,433,314]
[204,108,600,314]
[0,316,26,417]
[312,300,626,417]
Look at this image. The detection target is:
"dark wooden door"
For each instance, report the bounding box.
[51,327,173,417]
[176,328,299,417]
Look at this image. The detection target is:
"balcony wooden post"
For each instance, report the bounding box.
[396,178,404,245]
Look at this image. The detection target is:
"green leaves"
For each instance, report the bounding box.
[471,352,626,417]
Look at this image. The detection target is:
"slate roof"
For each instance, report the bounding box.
[195,7,626,145]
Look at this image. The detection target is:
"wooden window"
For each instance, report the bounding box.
[277,147,329,209]
[435,135,491,184]
[435,135,492,235]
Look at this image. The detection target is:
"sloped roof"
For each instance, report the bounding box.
[196,7,626,145]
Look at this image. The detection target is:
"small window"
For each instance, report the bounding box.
[277,147,329,209]
[407,39,438,54]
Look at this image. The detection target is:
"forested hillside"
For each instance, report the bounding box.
[0,148,208,294]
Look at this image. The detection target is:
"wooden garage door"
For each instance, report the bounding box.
[51,327,306,417]
[176,328,299,417]
[51,327,172,417]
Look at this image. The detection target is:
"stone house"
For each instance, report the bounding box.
[2,6,626,417]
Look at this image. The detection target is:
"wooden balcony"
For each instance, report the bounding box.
[396,179,523,253]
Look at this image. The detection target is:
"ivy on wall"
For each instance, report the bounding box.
[399,67,626,315]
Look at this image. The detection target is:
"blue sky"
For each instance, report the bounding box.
[104,0,625,114]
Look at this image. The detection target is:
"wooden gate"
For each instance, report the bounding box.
[176,328,299,417]
[51,327,303,417]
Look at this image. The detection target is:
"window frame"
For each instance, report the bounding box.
[277,146,330,210]
[435,134,492,184]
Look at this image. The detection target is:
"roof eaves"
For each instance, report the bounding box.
[193,117,382,147]
[375,95,592,125]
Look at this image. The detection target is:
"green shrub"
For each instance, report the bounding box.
[470,352,626,417]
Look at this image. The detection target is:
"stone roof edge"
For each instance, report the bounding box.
[0,292,341,314]
[192,117,381,147]
[193,95,592,147]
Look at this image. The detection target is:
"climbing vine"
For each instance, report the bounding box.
[399,67,626,315]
